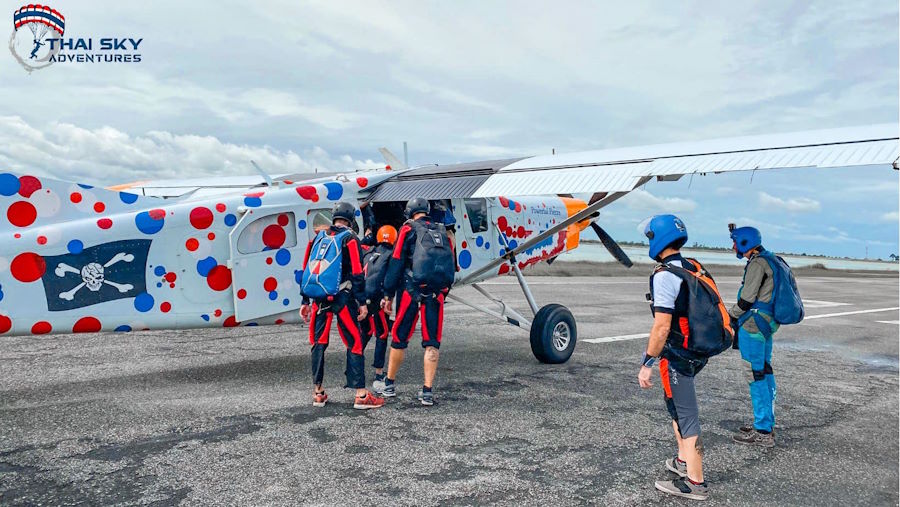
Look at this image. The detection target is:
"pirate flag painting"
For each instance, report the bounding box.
[40,239,151,311]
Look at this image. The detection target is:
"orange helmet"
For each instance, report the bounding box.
[376,225,398,245]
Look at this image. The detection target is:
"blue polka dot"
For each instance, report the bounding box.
[508,240,518,250]
[244,196,262,207]
[153,265,166,276]
[77,183,94,189]
[0,173,20,196]
[323,182,343,200]
[459,250,472,269]
[0,285,4,302]
[197,257,217,277]
[298,220,307,230]
[499,248,506,256]
[508,202,516,211]
[475,236,484,247]
[275,249,291,266]
[119,192,138,204]
[135,211,165,235]
[484,242,490,250]
[294,270,303,283]
[355,209,361,216]
[282,298,290,306]
[268,291,278,301]
[156,282,163,288]
[67,239,84,255]
[224,214,237,226]
[114,325,132,332]
[201,314,210,321]
[134,292,154,312]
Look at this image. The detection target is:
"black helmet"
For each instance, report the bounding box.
[332,201,356,224]
[405,197,430,218]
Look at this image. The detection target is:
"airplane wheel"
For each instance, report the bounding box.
[530,304,577,364]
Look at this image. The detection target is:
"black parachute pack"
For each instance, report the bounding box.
[409,219,455,292]
[652,258,735,358]
[362,243,392,300]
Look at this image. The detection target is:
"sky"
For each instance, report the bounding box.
[0,1,897,258]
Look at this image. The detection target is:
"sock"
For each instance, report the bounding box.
[423,386,432,393]
[687,478,706,486]
[375,373,385,381]
[676,458,686,465]
[386,378,395,386]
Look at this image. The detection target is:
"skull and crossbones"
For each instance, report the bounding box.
[55,252,135,301]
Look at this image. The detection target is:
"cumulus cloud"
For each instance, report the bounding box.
[622,189,698,213]
[0,116,381,185]
[881,211,899,222]
[758,192,821,213]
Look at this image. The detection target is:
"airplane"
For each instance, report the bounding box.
[0,124,896,364]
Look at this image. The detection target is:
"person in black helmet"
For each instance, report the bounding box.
[381,197,456,406]
[299,201,384,410]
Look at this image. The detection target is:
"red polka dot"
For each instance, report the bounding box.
[214,309,222,317]
[506,227,513,237]
[356,177,369,187]
[148,209,165,220]
[498,264,510,275]
[277,213,289,226]
[514,203,522,213]
[265,257,273,265]
[275,319,284,325]
[10,252,45,282]
[93,202,106,213]
[461,241,468,248]
[160,302,172,313]
[237,289,247,299]
[31,321,51,335]
[206,265,232,291]
[499,197,510,208]
[517,226,526,237]
[215,203,226,212]
[73,317,102,333]
[164,272,177,283]
[13,233,20,239]
[0,315,10,334]
[18,176,41,198]
[497,216,508,229]
[169,283,175,288]
[223,315,239,327]
[262,224,286,249]
[244,191,264,198]
[7,201,37,227]
[189,207,214,229]
[97,218,113,229]
[185,238,199,251]
[263,277,277,292]
[37,236,47,245]
[69,192,82,203]
[207,233,215,240]
[296,186,318,201]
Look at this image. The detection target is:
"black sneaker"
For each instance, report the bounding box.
[655,477,709,501]
[417,389,434,406]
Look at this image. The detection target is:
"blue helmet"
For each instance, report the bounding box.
[644,214,688,260]
[730,226,762,258]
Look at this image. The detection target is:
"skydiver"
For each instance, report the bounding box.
[298,202,384,410]
[638,215,710,501]
[359,225,398,394]
[30,39,45,59]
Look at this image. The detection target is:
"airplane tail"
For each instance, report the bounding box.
[0,171,160,232]
[378,148,407,170]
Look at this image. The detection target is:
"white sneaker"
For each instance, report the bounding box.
[372,377,386,395]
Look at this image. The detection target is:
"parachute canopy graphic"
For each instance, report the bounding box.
[13,4,65,39]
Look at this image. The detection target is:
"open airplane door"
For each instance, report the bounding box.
[454,197,496,277]
[228,206,307,322]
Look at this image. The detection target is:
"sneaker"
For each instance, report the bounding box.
[654,477,709,501]
[372,377,386,395]
[739,424,779,434]
[353,391,385,410]
[382,383,396,398]
[312,391,328,407]
[417,389,434,406]
[733,429,775,447]
[665,455,688,478]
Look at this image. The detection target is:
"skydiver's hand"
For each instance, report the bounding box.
[382,298,393,316]
[638,366,653,389]
[358,305,368,321]
[299,304,310,324]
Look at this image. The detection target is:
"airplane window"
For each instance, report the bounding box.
[237,212,298,254]
[464,198,488,233]
[308,209,360,236]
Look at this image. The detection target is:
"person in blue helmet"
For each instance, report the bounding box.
[638,215,709,501]
[728,226,777,447]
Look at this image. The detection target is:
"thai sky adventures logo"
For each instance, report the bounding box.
[9,4,143,73]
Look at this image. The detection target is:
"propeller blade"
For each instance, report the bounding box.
[590,222,634,268]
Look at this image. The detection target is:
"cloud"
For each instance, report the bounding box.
[881,211,899,222]
[758,192,821,213]
[0,116,381,185]
[622,189,698,213]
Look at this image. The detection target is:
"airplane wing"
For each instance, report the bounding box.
[471,124,899,198]
[109,172,344,198]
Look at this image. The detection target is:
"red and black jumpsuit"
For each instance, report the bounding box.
[383,217,453,350]
[359,242,393,369]
[301,225,367,388]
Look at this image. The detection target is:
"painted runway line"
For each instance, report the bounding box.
[876,320,900,325]
[583,333,648,344]
[803,307,899,320]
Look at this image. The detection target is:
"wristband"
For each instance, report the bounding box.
[641,353,656,368]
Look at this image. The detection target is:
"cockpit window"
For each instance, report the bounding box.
[464,198,488,233]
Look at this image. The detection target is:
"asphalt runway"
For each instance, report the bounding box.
[1,271,897,506]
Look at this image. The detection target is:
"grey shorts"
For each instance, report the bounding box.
[661,358,700,438]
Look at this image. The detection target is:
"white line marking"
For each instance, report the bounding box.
[876,320,900,325]
[802,299,852,308]
[583,333,649,344]
[803,307,899,320]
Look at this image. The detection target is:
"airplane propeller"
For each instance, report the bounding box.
[589,222,633,268]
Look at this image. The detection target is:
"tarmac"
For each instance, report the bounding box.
[0,268,897,506]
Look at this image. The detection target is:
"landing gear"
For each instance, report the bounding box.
[530,304,577,364]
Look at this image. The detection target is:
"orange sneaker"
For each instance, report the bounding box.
[312,391,328,407]
[353,391,385,410]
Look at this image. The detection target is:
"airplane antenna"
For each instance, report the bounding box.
[403,141,409,167]
[250,160,275,187]
[552,148,556,155]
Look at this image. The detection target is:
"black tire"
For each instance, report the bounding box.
[529,304,577,364]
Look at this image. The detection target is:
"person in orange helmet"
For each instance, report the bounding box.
[360,224,398,393]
